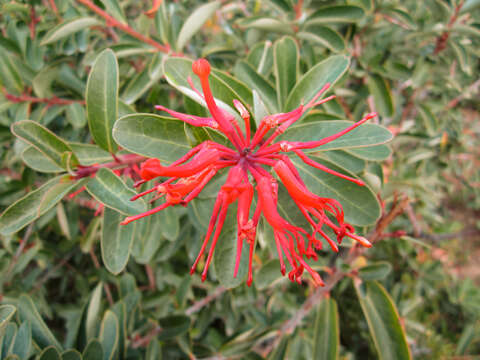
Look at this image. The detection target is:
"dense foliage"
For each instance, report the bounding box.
[0,0,479,359]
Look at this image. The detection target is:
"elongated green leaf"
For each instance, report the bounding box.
[307,5,365,24]
[237,17,294,34]
[298,26,346,52]
[255,259,283,290]
[70,143,113,166]
[113,114,191,163]
[176,1,221,51]
[247,41,274,77]
[86,49,119,153]
[234,60,278,113]
[291,156,380,225]
[20,146,62,173]
[157,315,191,340]
[100,0,127,24]
[12,321,31,359]
[41,17,101,45]
[317,150,366,174]
[313,297,339,360]
[279,119,393,151]
[66,103,87,129]
[121,56,163,104]
[285,55,349,111]
[274,37,299,109]
[39,346,61,360]
[11,120,78,168]
[0,176,79,235]
[355,281,412,360]
[86,282,103,341]
[99,311,119,360]
[158,206,179,241]
[17,295,62,351]
[0,305,16,338]
[164,57,252,115]
[131,217,163,264]
[358,262,392,281]
[345,144,392,161]
[366,74,394,118]
[0,52,23,94]
[102,208,136,274]
[83,340,103,360]
[85,168,147,216]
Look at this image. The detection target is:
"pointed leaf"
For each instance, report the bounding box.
[285,55,349,111]
[157,315,191,341]
[86,282,103,341]
[41,17,101,45]
[85,168,147,216]
[313,297,339,360]
[274,37,299,109]
[11,120,78,168]
[102,208,135,274]
[113,114,191,163]
[307,5,365,24]
[0,176,80,236]
[176,1,221,51]
[358,262,392,281]
[298,26,346,52]
[86,49,119,153]
[0,305,16,337]
[17,295,62,351]
[366,74,394,118]
[355,281,412,360]
[12,321,31,359]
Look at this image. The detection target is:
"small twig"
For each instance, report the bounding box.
[47,0,59,16]
[146,264,156,291]
[3,91,85,106]
[434,1,465,55]
[131,326,162,348]
[77,0,174,54]
[73,154,146,179]
[185,286,226,315]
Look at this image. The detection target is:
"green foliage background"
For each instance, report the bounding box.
[0,0,479,359]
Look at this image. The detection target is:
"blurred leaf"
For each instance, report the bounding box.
[0,52,23,94]
[159,206,179,241]
[366,74,394,118]
[11,120,79,169]
[355,281,411,360]
[113,114,191,163]
[0,176,79,236]
[86,282,103,341]
[298,26,346,52]
[0,305,16,336]
[345,145,392,161]
[255,259,283,290]
[102,208,136,274]
[455,323,476,355]
[86,49,119,153]
[66,103,87,129]
[11,321,31,359]
[17,295,62,351]
[121,56,163,104]
[83,340,103,360]
[358,262,392,281]
[39,346,61,360]
[274,37,299,108]
[100,0,127,24]
[237,17,294,34]
[313,297,339,360]
[157,316,191,341]
[176,1,221,51]
[285,55,349,111]
[99,311,119,360]
[41,18,101,45]
[61,350,82,360]
[85,168,147,216]
[307,5,365,24]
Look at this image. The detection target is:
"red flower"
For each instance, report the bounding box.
[122,58,376,287]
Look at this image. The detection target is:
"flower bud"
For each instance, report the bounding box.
[192,58,211,78]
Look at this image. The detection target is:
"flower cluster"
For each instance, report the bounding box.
[122,59,376,287]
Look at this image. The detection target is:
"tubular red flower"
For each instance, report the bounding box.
[122,58,378,287]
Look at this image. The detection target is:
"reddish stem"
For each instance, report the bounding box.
[4,92,84,106]
[74,154,146,179]
[77,0,173,54]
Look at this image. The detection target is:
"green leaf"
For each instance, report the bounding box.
[0,52,23,94]
[0,305,16,337]
[41,17,101,45]
[307,5,365,24]
[234,60,278,113]
[158,206,179,241]
[298,26,346,52]
[345,145,392,161]
[0,176,79,236]
[70,143,113,166]
[213,228,249,288]
[11,120,79,169]
[85,168,147,216]
[313,297,339,360]
[17,294,62,351]
[39,346,61,360]
[237,17,294,34]
[61,350,82,360]
[366,74,394,118]
[66,103,87,129]
[247,41,274,77]
[157,316,191,341]
[11,321,31,359]
[274,37,299,109]
[164,57,252,113]
[83,340,103,360]
[455,323,476,355]
[113,114,191,163]
[255,259,284,290]
[358,262,392,281]
[317,150,366,174]
[279,118,393,151]
[86,282,103,341]
[285,55,349,111]
[99,310,119,360]
[131,217,163,264]
[291,156,380,226]
[86,49,119,153]
[102,208,136,274]
[121,56,163,104]
[355,281,412,360]
[100,0,127,24]
[253,90,270,125]
[176,1,221,51]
